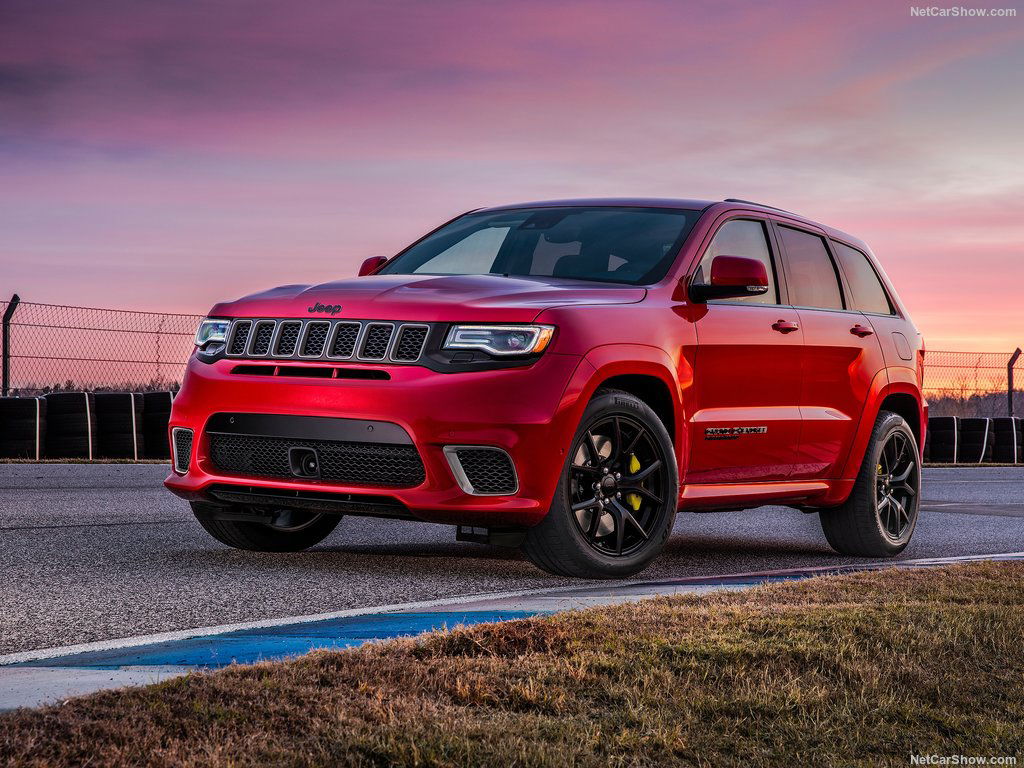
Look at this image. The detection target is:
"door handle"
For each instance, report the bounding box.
[771,320,800,334]
[850,324,874,338]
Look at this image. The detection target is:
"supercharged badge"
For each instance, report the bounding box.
[705,426,768,441]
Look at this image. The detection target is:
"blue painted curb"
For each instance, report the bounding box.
[15,611,543,670]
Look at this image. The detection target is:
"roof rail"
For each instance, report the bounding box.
[722,198,795,214]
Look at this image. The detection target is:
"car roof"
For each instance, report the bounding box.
[473,198,868,252]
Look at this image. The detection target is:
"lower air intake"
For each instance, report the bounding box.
[208,433,425,488]
[445,446,518,495]
[172,428,193,475]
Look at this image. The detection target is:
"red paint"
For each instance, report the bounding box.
[166,199,924,527]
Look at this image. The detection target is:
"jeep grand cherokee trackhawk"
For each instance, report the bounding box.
[166,198,926,578]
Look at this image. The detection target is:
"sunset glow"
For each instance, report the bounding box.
[1,0,1022,350]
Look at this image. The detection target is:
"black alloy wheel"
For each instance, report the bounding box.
[567,414,670,558]
[522,389,679,578]
[874,429,918,542]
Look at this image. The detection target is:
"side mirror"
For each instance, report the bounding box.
[358,256,388,276]
[689,255,769,302]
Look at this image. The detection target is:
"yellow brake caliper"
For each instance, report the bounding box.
[626,454,642,511]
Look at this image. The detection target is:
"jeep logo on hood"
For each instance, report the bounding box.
[307,303,342,315]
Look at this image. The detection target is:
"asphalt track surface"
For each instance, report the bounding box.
[2,464,1022,655]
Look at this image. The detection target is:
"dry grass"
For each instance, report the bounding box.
[3,562,1024,767]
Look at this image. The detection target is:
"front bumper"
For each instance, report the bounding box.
[164,352,587,527]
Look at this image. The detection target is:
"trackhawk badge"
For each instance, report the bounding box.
[705,426,768,441]
[307,303,342,315]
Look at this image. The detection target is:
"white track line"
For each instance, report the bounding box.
[4,550,1023,667]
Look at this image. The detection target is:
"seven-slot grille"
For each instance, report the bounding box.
[225,319,430,363]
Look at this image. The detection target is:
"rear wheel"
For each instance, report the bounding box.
[522,389,678,578]
[191,502,341,552]
[820,410,920,557]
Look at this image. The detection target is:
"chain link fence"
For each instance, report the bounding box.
[924,350,1023,418]
[1,296,203,396]
[1,295,1021,416]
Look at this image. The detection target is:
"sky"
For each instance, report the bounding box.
[1,0,1022,351]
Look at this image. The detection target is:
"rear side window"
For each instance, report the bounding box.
[693,219,778,304]
[778,226,844,310]
[832,241,894,315]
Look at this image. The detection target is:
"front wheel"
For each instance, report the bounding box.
[819,410,921,557]
[522,389,679,578]
[191,502,341,552]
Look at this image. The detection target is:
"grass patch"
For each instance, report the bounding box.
[3,562,1024,766]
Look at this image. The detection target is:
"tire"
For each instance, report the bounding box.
[820,410,921,557]
[191,501,341,552]
[522,389,679,579]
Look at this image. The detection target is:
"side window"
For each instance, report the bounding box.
[693,219,778,304]
[777,226,844,310]
[832,241,893,315]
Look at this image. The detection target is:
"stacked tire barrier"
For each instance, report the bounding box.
[94,392,145,459]
[925,416,957,463]
[142,391,175,459]
[925,416,1022,464]
[0,397,46,459]
[44,392,97,460]
[992,417,1022,464]
[958,418,994,464]
[0,391,174,460]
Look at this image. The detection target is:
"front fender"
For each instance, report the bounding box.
[561,344,688,496]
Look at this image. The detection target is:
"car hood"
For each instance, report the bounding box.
[209,274,646,322]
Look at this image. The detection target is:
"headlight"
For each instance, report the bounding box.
[194,318,230,347]
[444,324,555,356]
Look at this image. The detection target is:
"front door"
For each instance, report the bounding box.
[686,217,804,484]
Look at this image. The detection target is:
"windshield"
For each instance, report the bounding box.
[379,206,698,285]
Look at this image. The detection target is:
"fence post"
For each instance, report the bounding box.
[2,294,21,397]
[1010,348,1022,418]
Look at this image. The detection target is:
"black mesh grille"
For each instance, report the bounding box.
[252,322,275,355]
[229,321,252,355]
[274,322,301,356]
[361,324,393,359]
[173,429,193,474]
[330,323,359,357]
[455,448,517,494]
[302,323,330,356]
[208,433,425,487]
[393,326,428,361]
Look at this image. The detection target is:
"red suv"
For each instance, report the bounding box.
[166,199,926,578]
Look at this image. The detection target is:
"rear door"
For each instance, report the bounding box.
[686,217,804,484]
[773,223,886,480]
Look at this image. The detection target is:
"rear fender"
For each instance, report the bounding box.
[823,368,924,505]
